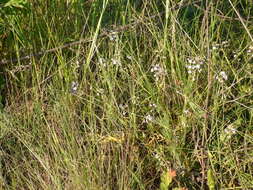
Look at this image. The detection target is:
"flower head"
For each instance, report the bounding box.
[70,81,79,94]
[224,125,237,135]
[144,114,154,123]
[151,64,165,81]
[186,57,204,74]
[216,71,228,83]
[111,58,121,66]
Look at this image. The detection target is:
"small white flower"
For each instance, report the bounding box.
[186,57,204,74]
[76,60,81,68]
[220,71,228,81]
[144,114,154,123]
[246,45,253,59]
[199,61,204,65]
[149,103,157,108]
[224,125,237,135]
[183,110,190,114]
[247,45,253,53]
[151,64,165,81]
[233,51,238,58]
[186,65,193,69]
[119,103,128,116]
[126,55,133,60]
[112,58,121,66]
[109,32,118,41]
[70,81,79,94]
[212,45,218,50]
[216,71,228,83]
[194,64,201,69]
[222,40,229,47]
[187,58,194,64]
[211,41,230,51]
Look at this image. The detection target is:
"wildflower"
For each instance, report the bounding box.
[126,55,133,60]
[224,125,237,135]
[212,45,218,50]
[220,71,228,80]
[186,58,196,64]
[168,169,177,178]
[144,114,154,123]
[211,40,230,51]
[119,103,128,116]
[75,60,81,68]
[220,123,238,143]
[247,45,253,59]
[222,40,229,46]
[151,64,165,81]
[149,103,157,109]
[232,51,239,58]
[246,45,253,54]
[111,58,121,66]
[186,57,204,74]
[183,110,190,114]
[216,71,228,83]
[109,32,118,41]
[70,81,79,94]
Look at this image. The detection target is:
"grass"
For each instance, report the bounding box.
[0,0,253,189]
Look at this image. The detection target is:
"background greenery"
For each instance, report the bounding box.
[0,0,253,189]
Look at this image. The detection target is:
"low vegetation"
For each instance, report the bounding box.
[0,0,253,189]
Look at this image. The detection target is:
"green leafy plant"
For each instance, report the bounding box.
[160,169,176,190]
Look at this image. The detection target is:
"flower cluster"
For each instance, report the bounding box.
[185,57,204,74]
[144,114,154,123]
[149,103,157,109]
[215,71,228,83]
[220,124,238,143]
[211,40,229,51]
[143,103,157,124]
[97,57,122,68]
[111,58,122,66]
[224,125,237,135]
[151,64,165,81]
